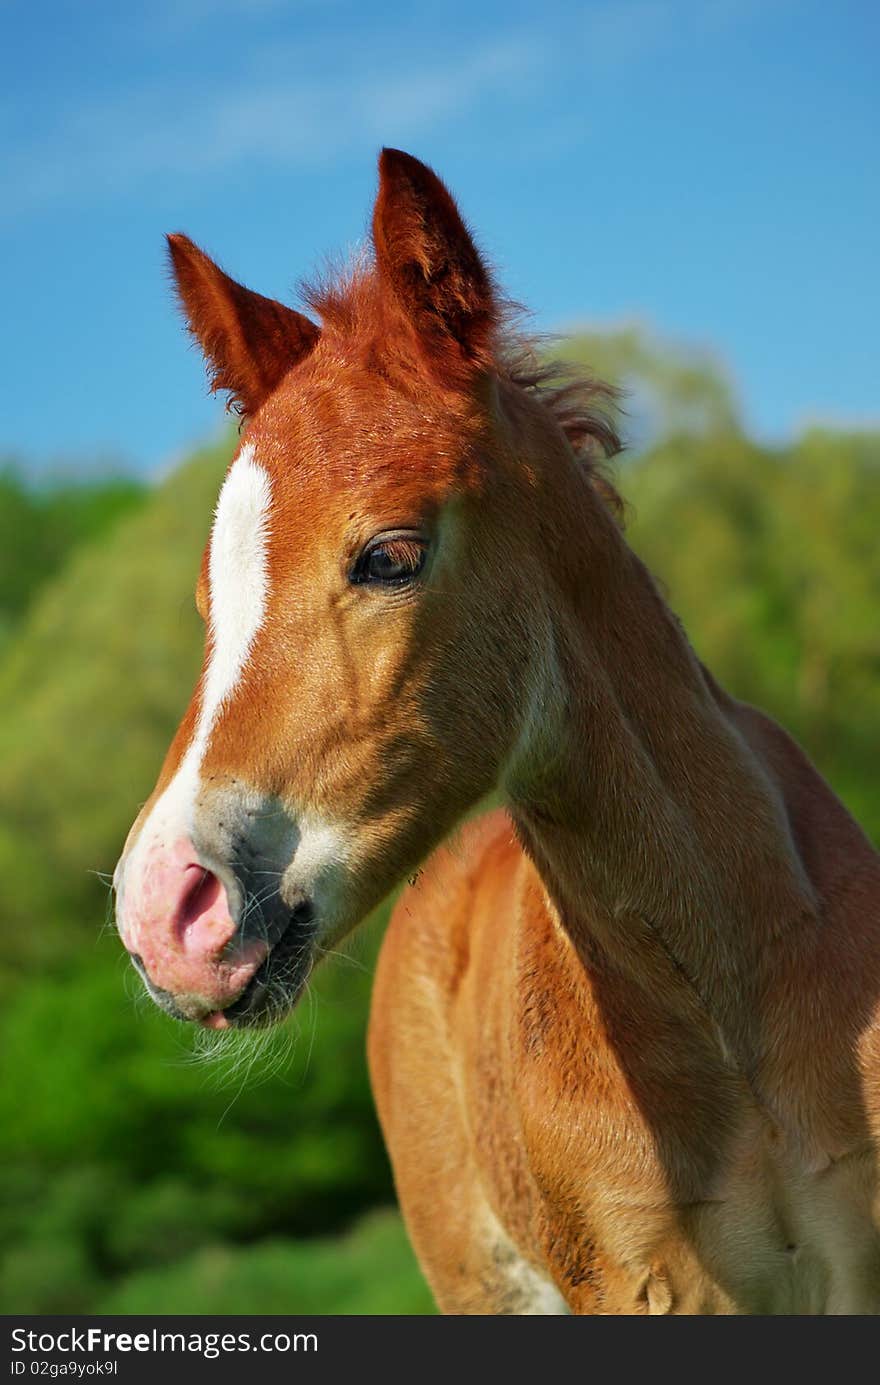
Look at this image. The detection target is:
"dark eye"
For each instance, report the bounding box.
[350,533,428,587]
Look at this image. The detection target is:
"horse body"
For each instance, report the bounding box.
[115,149,880,1313]
[368,456,880,1314]
[371,701,880,1314]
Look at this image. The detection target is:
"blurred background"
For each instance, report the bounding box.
[1,0,877,1313]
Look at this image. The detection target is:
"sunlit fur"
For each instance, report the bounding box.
[119,150,880,1314]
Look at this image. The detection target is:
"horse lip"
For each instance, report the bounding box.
[213,900,317,1028]
[128,953,192,1021]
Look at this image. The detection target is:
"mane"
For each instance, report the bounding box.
[303,259,624,520]
[498,329,624,520]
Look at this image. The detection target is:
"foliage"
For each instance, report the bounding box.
[0,908,408,1313]
[559,323,741,447]
[96,1210,435,1315]
[0,463,145,653]
[625,424,880,838]
[0,329,877,1314]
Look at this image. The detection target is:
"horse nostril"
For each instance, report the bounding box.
[178,867,222,931]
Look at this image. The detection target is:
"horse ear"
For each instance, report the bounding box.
[372,149,498,383]
[166,234,321,416]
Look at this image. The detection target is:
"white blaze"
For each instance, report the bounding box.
[115,445,272,921]
[199,444,272,756]
[116,445,353,949]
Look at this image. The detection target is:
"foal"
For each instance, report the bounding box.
[115,150,880,1314]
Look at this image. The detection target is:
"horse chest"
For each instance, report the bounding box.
[680,1142,880,1315]
[519,1092,880,1314]
[504,913,880,1313]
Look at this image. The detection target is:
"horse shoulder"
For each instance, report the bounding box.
[368,810,572,1312]
[368,806,519,1130]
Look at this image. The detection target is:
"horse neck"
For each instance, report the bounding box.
[502,487,819,1069]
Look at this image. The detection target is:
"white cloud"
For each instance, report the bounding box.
[0,34,542,220]
[1,0,777,222]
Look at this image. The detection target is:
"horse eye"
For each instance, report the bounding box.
[351,534,427,587]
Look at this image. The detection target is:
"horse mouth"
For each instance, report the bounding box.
[131,901,316,1030]
[214,901,317,1028]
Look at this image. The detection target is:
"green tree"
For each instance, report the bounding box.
[0,461,145,651]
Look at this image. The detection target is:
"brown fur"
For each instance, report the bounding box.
[128,150,880,1314]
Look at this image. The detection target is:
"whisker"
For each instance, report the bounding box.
[313,943,371,975]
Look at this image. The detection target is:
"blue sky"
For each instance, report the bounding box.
[3,0,877,474]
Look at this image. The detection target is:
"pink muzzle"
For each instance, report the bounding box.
[117,835,267,1022]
